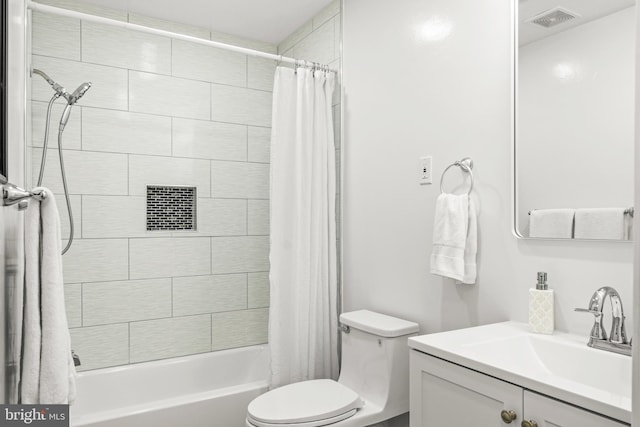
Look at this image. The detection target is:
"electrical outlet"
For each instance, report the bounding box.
[419,156,432,185]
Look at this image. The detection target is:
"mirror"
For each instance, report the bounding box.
[514,0,635,240]
[0,0,7,184]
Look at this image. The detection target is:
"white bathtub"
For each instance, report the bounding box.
[71,346,269,427]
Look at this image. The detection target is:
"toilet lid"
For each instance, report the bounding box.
[247,379,362,426]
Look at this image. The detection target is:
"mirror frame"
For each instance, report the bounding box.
[511,0,634,243]
[0,0,7,185]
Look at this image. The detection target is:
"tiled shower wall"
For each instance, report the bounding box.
[29,0,342,371]
[29,0,277,371]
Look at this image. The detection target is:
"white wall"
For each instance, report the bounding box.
[517,7,635,234]
[342,0,633,338]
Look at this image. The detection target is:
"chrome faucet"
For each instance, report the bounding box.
[575,286,631,356]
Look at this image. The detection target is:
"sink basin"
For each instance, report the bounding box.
[408,322,631,423]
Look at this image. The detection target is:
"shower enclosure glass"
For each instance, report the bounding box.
[27,0,341,372]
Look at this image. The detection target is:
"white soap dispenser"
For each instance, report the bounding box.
[529,272,554,334]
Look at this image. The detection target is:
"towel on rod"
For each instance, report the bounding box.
[430,193,477,284]
[529,209,575,238]
[21,187,77,404]
[574,208,626,240]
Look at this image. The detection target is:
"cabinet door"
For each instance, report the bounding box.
[410,351,522,427]
[523,391,629,427]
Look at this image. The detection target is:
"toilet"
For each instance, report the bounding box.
[246,310,419,427]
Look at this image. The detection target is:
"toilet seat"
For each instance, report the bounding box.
[247,409,358,427]
[247,379,362,427]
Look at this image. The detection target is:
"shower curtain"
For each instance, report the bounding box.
[268,66,338,388]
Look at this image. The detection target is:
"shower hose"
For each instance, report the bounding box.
[37,93,75,255]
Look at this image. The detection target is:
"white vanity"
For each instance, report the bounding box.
[408,322,631,426]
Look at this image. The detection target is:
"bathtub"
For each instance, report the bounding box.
[71,345,269,427]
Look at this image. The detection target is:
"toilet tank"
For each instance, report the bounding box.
[337,310,419,416]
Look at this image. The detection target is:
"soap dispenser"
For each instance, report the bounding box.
[529,272,554,334]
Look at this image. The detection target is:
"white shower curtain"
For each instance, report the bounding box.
[268,66,338,388]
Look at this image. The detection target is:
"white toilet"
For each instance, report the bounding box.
[246,310,419,427]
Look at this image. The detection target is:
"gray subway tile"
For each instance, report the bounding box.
[211,308,268,351]
[211,236,269,274]
[172,118,247,161]
[248,126,271,163]
[32,149,128,195]
[130,315,211,363]
[63,239,129,284]
[82,196,160,239]
[197,199,247,236]
[210,161,269,199]
[70,324,129,371]
[211,84,272,127]
[82,109,172,156]
[65,283,82,328]
[32,11,80,61]
[129,237,211,279]
[173,274,247,316]
[248,200,269,235]
[129,71,210,119]
[172,39,247,87]
[248,57,276,91]
[83,278,172,326]
[128,155,211,197]
[82,21,171,74]
[248,273,269,309]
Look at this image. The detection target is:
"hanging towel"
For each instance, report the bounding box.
[574,208,626,240]
[21,187,77,404]
[430,193,477,284]
[529,209,575,238]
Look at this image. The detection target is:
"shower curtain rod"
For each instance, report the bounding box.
[27,1,337,73]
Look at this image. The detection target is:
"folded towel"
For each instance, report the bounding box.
[529,209,575,238]
[21,188,77,404]
[430,193,477,284]
[574,208,626,240]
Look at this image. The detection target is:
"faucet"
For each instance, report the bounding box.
[71,350,81,367]
[575,286,631,356]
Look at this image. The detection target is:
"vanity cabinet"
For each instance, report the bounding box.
[523,391,627,427]
[409,350,629,427]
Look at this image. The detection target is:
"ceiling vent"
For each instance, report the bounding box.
[527,7,579,28]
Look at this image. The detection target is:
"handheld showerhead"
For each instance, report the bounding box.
[58,82,91,131]
[32,68,67,97]
[32,68,92,106]
[67,82,92,105]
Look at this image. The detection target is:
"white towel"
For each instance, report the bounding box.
[529,209,574,238]
[574,208,626,240]
[430,193,477,284]
[21,187,77,404]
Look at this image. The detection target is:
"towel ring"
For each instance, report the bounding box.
[440,157,474,196]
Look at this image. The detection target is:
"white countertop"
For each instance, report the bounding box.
[408,321,631,424]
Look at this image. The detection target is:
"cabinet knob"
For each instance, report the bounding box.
[500,410,517,423]
[521,420,538,427]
